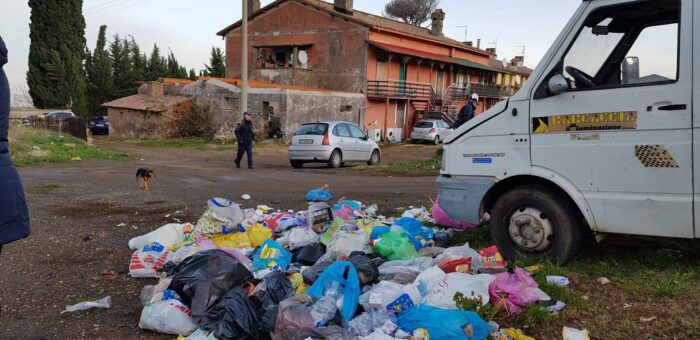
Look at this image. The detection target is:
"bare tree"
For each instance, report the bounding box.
[11,84,34,108]
[384,0,440,26]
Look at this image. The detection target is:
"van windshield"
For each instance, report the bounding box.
[295,123,328,136]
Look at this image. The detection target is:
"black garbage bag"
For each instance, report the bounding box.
[250,271,294,339]
[433,229,455,248]
[348,251,379,286]
[292,242,326,266]
[169,250,253,319]
[301,255,333,284]
[198,286,259,340]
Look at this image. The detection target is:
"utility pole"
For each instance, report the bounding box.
[241,0,248,115]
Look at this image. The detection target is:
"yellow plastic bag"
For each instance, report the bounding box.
[504,328,535,340]
[288,272,308,295]
[247,224,273,247]
[212,232,252,249]
[356,218,384,237]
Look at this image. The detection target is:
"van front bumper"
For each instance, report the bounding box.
[436,175,495,224]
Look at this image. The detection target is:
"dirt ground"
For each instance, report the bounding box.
[0,142,440,339]
[1,141,698,340]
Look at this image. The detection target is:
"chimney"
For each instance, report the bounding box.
[476,39,481,49]
[486,48,496,55]
[430,9,445,36]
[334,0,353,15]
[247,0,260,13]
[146,81,164,101]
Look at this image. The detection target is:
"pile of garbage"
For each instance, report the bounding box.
[126,188,569,340]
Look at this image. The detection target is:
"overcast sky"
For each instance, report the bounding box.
[0,0,580,92]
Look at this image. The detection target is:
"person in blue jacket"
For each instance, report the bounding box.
[234,112,255,169]
[0,36,30,255]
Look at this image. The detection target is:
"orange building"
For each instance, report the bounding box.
[218,0,506,141]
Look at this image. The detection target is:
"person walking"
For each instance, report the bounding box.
[234,112,255,169]
[0,36,30,256]
[455,94,478,128]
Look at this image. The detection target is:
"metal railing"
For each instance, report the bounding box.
[367,80,436,105]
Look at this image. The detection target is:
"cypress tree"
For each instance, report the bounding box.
[110,34,136,98]
[188,69,197,81]
[86,25,113,115]
[27,0,88,115]
[129,36,146,82]
[145,44,166,80]
[204,47,226,78]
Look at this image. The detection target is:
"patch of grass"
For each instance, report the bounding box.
[135,138,234,151]
[520,305,552,325]
[354,148,443,174]
[9,126,129,167]
[25,183,63,195]
[451,225,492,249]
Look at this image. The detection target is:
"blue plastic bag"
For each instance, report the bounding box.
[369,225,391,240]
[252,239,292,271]
[306,188,333,202]
[307,261,360,322]
[397,305,491,340]
[393,217,435,250]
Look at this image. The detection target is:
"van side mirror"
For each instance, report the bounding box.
[548,74,570,94]
[621,57,640,84]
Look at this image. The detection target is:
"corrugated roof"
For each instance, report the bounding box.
[102,95,190,112]
[217,0,492,57]
[371,42,499,72]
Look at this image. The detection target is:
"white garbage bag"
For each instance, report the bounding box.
[139,290,198,336]
[359,280,421,314]
[128,223,192,250]
[417,267,494,309]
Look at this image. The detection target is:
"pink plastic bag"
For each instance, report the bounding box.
[432,199,477,229]
[333,204,355,221]
[488,268,540,313]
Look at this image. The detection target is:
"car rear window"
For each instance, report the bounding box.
[295,123,328,136]
[415,121,433,128]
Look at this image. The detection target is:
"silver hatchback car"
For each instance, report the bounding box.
[288,121,381,168]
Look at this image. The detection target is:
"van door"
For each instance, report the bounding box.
[530,0,694,238]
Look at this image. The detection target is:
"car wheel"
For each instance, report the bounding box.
[290,160,304,169]
[433,136,440,145]
[490,185,583,263]
[327,149,342,168]
[367,149,381,166]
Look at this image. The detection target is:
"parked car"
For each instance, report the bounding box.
[410,119,453,144]
[89,116,109,135]
[288,121,381,169]
[43,111,76,121]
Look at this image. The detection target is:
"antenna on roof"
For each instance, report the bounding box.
[457,25,468,42]
[516,45,526,56]
[489,39,498,50]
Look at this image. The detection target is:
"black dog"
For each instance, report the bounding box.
[135,168,156,191]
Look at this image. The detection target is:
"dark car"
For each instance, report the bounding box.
[89,116,109,135]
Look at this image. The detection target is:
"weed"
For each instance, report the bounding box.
[353,148,442,174]
[451,226,492,249]
[454,293,499,321]
[521,305,551,325]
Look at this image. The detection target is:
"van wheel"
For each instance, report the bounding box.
[367,149,381,166]
[327,150,342,168]
[490,185,583,263]
[290,160,304,169]
[433,136,440,145]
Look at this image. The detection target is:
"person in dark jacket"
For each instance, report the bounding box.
[455,96,477,128]
[234,112,255,169]
[0,36,30,255]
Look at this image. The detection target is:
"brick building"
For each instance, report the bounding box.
[218,0,522,140]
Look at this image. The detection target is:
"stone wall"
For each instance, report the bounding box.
[107,101,192,139]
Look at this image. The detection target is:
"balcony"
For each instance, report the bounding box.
[367,80,435,103]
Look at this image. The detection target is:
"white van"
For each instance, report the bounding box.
[438,0,698,261]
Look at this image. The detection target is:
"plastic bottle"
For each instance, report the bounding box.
[309,281,343,327]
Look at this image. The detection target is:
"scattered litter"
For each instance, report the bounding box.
[122,194,589,339]
[62,296,111,314]
[117,222,127,227]
[597,277,610,285]
[623,303,632,309]
[546,275,570,287]
[640,316,657,322]
[562,326,590,340]
[70,156,82,161]
[100,269,117,276]
[547,300,566,313]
